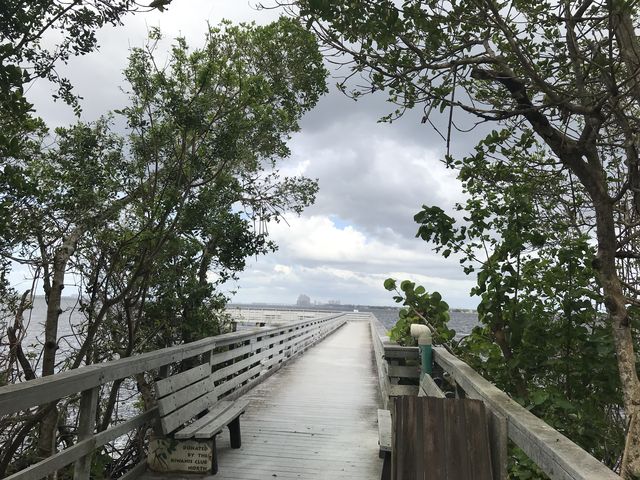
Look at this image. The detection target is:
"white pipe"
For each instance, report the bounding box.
[410,324,432,345]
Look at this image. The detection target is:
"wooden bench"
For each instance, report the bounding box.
[147,363,249,475]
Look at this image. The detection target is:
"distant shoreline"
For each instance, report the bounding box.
[31,296,478,313]
[228,303,477,314]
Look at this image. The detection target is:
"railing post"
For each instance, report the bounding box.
[73,386,99,480]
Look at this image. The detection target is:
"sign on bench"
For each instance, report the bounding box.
[148,438,213,473]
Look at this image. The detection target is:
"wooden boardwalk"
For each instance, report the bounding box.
[161,320,382,480]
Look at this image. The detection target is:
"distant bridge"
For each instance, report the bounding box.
[0,309,621,479]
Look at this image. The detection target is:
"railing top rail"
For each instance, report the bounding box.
[0,313,346,417]
[370,323,620,480]
[227,306,342,314]
[432,346,620,480]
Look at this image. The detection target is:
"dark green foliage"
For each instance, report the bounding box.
[0,17,327,476]
[387,131,626,474]
[296,0,639,474]
[383,278,455,346]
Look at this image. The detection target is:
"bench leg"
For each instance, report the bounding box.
[211,435,218,475]
[381,451,391,480]
[228,416,242,449]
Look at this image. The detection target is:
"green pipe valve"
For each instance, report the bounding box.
[410,324,433,376]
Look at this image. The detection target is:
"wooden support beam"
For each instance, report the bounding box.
[73,387,99,480]
[418,373,445,398]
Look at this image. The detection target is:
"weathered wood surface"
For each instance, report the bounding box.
[392,396,493,480]
[388,365,419,379]
[0,314,346,416]
[1,313,348,480]
[488,410,509,480]
[174,401,233,440]
[155,364,209,398]
[418,373,445,398]
[370,316,391,409]
[5,408,157,480]
[73,387,99,478]
[389,384,419,397]
[377,409,392,453]
[433,346,621,480]
[193,399,249,439]
[141,321,382,480]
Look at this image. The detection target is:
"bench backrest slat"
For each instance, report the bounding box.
[155,364,209,398]
[155,363,217,434]
[157,377,213,417]
[160,390,218,434]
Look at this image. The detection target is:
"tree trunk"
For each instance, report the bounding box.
[37,229,81,460]
[593,196,640,478]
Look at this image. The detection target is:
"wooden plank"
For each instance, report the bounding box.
[463,399,493,480]
[393,397,492,480]
[383,345,419,360]
[393,395,418,479]
[488,410,508,480]
[194,398,250,438]
[377,409,392,453]
[160,391,217,434]
[433,346,621,480]
[260,352,286,370]
[5,408,157,480]
[119,460,147,480]
[210,343,254,366]
[155,364,209,398]
[157,376,213,417]
[419,373,445,398]
[174,401,234,439]
[423,395,446,480]
[94,408,159,445]
[388,365,419,379]
[370,320,391,409]
[211,348,271,382]
[219,320,345,402]
[443,399,470,479]
[2,314,350,479]
[0,314,346,416]
[73,387,99,480]
[216,364,263,397]
[389,384,419,397]
[209,321,329,368]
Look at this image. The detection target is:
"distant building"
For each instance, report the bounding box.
[327,300,341,305]
[296,294,311,307]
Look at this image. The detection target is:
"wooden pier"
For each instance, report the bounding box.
[149,321,382,480]
[0,310,625,480]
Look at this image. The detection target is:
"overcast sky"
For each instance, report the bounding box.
[21,0,482,308]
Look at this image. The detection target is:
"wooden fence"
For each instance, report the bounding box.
[368,316,622,480]
[0,313,347,480]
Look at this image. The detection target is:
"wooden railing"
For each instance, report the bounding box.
[369,317,622,480]
[0,313,347,480]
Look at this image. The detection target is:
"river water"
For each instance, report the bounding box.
[13,298,479,354]
[366,308,479,336]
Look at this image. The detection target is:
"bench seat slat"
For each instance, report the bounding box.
[194,398,250,439]
[173,401,234,439]
[155,364,209,398]
[157,377,213,417]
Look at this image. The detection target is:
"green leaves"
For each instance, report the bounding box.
[384,277,455,346]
